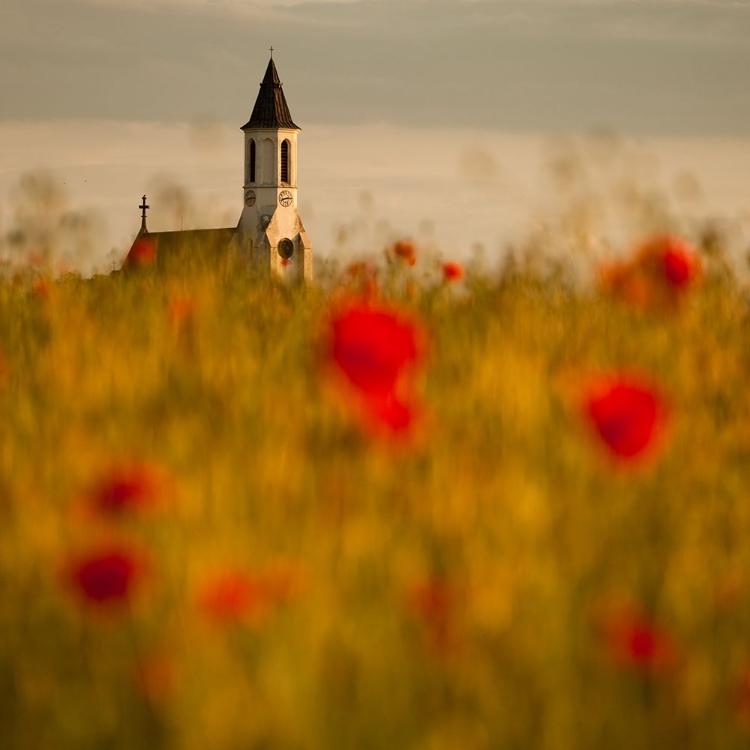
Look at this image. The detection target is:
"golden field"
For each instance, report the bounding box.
[1,234,749,749]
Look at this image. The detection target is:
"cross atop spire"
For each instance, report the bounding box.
[241,56,300,131]
[139,195,150,231]
[269,46,274,58]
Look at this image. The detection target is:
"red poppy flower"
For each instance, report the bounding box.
[364,394,418,433]
[629,235,699,290]
[198,571,259,623]
[662,241,697,288]
[327,300,426,438]
[88,463,168,517]
[129,237,155,268]
[30,278,50,299]
[167,296,196,329]
[329,302,421,398]
[407,578,455,626]
[442,261,464,282]
[392,239,417,266]
[197,564,304,625]
[281,258,292,268]
[405,577,462,654]
[584,375,667,461]
[598,259,651,309]
[67,546,146,605]
[599,605,676,674]
[600,235,700,311]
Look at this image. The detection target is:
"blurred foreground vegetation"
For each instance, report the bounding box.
[1,239,750,750]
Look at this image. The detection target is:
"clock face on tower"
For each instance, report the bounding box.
[244,190,256,207]
[278,190,293,207]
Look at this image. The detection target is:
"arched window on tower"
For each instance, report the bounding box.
[280,140,290,184]
[249,140,256,183]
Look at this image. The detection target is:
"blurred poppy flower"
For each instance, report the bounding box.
[597,602,676,675]
[167,295,196,329]
[584,374,668,462]
[329,302,422,398]
[198,571,259,624]
[442,261,464,282]
[30,278,50,299]
[129,237,156,268]
[599,235,700,311]
[86,462,170,517]
[198,563,305,625]
[281,258,292,268]
[327,300,426,437]
[392,239,417,267]
[599,259,650,309]
[662,242,697,288]
[365,394,419,433]
[405,577,463,655]
[66,545,147,606]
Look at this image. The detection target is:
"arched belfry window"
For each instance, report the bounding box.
[249,140,256,183]
[280,140,290,184]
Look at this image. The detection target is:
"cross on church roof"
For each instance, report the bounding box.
[269,46,274,58]
[140,194,150,231]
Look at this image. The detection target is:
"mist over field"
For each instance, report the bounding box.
[1,121,749,276]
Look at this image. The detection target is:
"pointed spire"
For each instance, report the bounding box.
[241,57,300,131]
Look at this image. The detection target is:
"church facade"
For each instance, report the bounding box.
[123,56,313,284]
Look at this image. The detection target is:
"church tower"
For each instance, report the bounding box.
[236,54,313,284]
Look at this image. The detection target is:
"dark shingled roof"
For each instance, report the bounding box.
[124,227,236,270]
[241,58,300,131]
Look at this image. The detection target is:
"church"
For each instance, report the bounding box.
[123,54,313,284]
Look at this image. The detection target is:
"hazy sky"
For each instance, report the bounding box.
[2,0,749,135]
